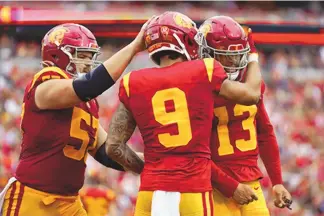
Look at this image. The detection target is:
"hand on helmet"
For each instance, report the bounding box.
[131,16,157,53]
[243,26,257,54]
[243,26,259,63]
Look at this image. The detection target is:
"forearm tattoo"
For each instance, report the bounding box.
[105,102,144,174]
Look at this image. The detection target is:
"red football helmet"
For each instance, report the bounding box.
[41,23,101,77]
[195,16,250,80]
[144,11,198,64]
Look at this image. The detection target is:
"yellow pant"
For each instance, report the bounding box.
[2,181,87,216]
[213,181,269,216]
[135,191,213,216]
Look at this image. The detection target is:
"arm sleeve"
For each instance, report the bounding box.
[93,143,125,171]
[25,67,69,111]
[257,82,283,186]
[202,58,228,92]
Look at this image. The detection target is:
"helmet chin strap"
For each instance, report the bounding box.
[226,70,240,81]
[173,33,191,61]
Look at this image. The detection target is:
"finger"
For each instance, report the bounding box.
[283,196,293,210]
[248,188,258,201]
[251,194,258,201]
[238,196,250,205]
[240,201,248,205]
[286,205,292,210]
[275,192,285,203]
[237,201,244,205]
[142,15,157,30]
[274,200,286,208]
[244,200,251,205]
[274,202,285,208]
[245,195,254,204]
[284,197,293,205]
[283,191,292,201]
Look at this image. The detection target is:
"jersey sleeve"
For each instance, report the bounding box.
[256,83,283,186]
[118,72,132,109]
[211,162,239,197]
[24,66,70,111]
[202,58,228,92]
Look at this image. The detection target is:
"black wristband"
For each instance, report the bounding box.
[72,64,115,101]
[94,143,125,171]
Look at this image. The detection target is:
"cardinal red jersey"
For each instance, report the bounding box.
[210,81,266,182]
[15,66,99,195]
[80,187,115,216]
[119,58,227,192]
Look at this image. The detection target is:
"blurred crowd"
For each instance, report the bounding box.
[4,1,324,24]
[0,18,324,216]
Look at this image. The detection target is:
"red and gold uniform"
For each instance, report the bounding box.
[80,187,115,216]
[211,79,282,216]
[2,66,99,216]
[119,58,227,216]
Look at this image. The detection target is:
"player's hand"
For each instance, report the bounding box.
[246,27,257,54]
[131,16,157,53]
[233,183,258,205]
[244,26,258,63]
[273,184,293,210]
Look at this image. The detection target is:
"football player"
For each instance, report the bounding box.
[0,21,149,216]
[104,11,262,216]
[195,16,292,215]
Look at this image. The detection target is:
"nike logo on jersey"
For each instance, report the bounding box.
[254,186,259,190]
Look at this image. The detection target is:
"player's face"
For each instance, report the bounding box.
[217,54,242,73]
[76,51,94,73]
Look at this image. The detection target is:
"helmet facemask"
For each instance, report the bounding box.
[61,45,101,78]
[195,31,250,80]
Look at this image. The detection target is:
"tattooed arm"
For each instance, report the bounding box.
[105,102,144,174]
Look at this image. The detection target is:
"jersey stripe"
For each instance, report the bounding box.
[123,72,132,97]
[205,191,211,216]
[14,182,24,216]
[203,58,214,82]
[28,67,69,92]
[6,181,17,216]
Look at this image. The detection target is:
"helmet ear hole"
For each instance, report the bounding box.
[52,54,58,60]
[183,34,194,47]
[188,39,194,47]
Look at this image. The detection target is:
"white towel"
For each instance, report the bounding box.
[151,190,181,216]
[0,177,17,215]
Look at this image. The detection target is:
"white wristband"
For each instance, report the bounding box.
[248,53,259,63]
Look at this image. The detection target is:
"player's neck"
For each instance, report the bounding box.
[160,58,184,67]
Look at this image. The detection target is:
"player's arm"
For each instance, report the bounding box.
[89,124,125,171]
[219,61,261,105]
[34,18,152,110]
[257,90,283,186]
[218,27,261,105]
[256,91,292,208]
[89,124,143,171]
[105,102,144,174]
[211,162,258,205]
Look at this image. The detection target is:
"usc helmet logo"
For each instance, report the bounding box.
[48,27,68,45]
[199,23,212,37]
[174,14,194,29]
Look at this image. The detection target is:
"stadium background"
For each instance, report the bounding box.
[0,1,323,216]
